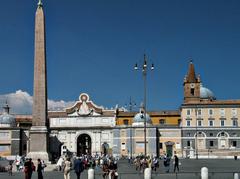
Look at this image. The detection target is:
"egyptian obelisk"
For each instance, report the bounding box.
[28,0,49,161]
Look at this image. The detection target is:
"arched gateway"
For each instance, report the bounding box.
[77,134,91,156]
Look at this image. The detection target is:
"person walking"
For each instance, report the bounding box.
[37,159,43,179]
[102,162,109,179]
[24,158,35,179]
[16,158,20,172]
[74,157,84,179]
[63,157,72,179]
[163,154,170,173]
[7,161,13,176]
[173,155,179,172]
[152,157,159,171]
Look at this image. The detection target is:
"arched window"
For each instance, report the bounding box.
[159,119,165,125]
[217,132,228,137]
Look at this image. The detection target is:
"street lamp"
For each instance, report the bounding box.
[134,54,154,157]
[125,97,136,112]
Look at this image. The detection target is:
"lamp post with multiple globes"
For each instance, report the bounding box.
[134,54,154,157]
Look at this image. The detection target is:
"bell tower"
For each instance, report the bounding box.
[183,61,201,103]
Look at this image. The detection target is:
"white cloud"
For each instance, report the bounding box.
[0,90,74,114]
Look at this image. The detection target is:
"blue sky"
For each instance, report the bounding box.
[0,0,240,113]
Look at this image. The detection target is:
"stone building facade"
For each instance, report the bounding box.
[181,61,240,158]
[0,103,23,156]
[48,93,116,160]
[114,109,181,158]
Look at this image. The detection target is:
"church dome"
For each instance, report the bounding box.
[132,111,151,126]
[0,103,16,127]
[200,85,216,100]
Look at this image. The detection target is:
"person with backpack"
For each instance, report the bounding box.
[74,157,84,179]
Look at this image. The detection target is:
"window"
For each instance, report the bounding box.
[187,109,191,116]
[232,120,238,127]
[220,120,225,127]
[209,120,214,127]
[232,109,237,117]
[197,109,202,116]
[219,132,227,137]
[197,131,204,137]
[209,109,213,116]
[123,119,129,125]
[232,141,237,147]
[186,120,191,127]
[197,120,202,126]
[159,119,165,125]
[187,133,191,137]
[187,141,191,147]
[220,109,225,117]
[191,88,195,95]
[209,133,213,137]
[209,141,214,147]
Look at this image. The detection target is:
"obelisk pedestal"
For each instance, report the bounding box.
[28,126,49,161]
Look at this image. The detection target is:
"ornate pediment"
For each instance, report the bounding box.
[65,93,103,116]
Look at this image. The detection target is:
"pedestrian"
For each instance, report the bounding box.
[152,157,159,171]
[24,158,35,179]
[16,158,20,172]
[128,156,131,164]
[57,157,64,171]
[163,154,170,173]
[173,155,179,172]
[41,160,46,172]
[63,157,72,179]
[74,157,84,179]
[37,158,43,179]
[102,162,109,179]
[7,161,13,176]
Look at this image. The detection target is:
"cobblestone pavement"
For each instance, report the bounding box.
[1,159,240,179]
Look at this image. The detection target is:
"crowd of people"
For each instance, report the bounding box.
[7,156,46,179]
[56,153,119,179]
[133,154,180,173]
[6,153,180,179]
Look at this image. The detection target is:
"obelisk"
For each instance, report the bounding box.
[28,0,49,161]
